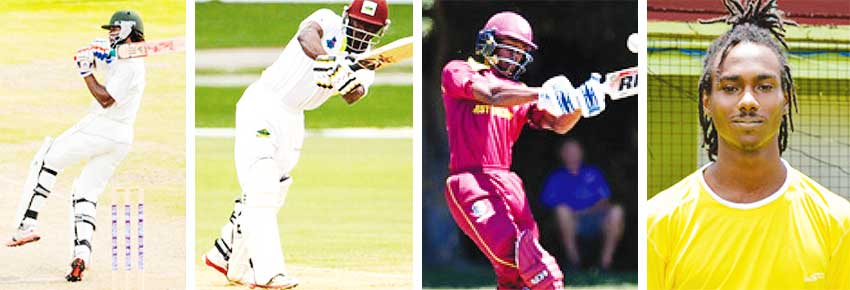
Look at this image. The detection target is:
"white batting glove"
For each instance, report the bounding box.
[74,47,94,77]
[538,74,608,118]
[312,54,352,89]
[312,55,337,88]
[90,38,113,67]
[332,69,361,96]
[574,73,607,117]
[538,75,578,116]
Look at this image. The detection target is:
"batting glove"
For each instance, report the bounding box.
[574,73,607,118]
[332,70,361,96]
[312,54,353,89]
[90,38,113,66]
[538,75,578,116]
[312,55,337,88]
[74,47,94,77]
[538,74,608,118]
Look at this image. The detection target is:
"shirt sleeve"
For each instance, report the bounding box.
[441,61,483,101]
[105,65,135,104]
[299,9,339,34]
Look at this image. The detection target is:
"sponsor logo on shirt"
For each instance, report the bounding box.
[804,272,824,283]
[472,104,513,120]
[326,37,337,49]
[530,269,550,285]
[256,128,271,138]
[470,199,495,223]
[583,172,597,183]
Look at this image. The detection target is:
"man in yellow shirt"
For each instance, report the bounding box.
[647,0,850,289]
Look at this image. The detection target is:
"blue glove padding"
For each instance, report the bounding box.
[90,38,113,66]
[538,75,577,116]
[574,73,607,118]
[538,73,608,118]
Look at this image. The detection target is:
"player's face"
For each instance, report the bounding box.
[494,37,530,76]
[352,18,382,37]
[108,26,120,38]
[703,42,787,154]
[346,18,383,53]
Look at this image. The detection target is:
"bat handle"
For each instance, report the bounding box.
[349,62,364,72]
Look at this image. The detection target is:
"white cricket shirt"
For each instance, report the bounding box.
[83,57,145,143]
[251,8,375,111]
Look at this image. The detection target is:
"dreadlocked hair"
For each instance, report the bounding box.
[129,29,145,42]
[697,0,799,161]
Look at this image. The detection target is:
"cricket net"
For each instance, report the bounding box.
[648,27,850,200]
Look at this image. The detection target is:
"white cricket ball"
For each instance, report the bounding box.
[627,33,639,53]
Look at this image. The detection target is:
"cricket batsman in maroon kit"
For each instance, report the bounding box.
[441,11,609,290]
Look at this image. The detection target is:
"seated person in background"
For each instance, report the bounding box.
[541,138,624,270]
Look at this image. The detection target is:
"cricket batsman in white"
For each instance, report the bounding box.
[6,10,146,282]
[201,0,390,288]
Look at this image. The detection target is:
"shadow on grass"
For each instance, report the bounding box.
[424,263,637,289]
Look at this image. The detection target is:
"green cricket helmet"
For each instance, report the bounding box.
[101,10,144,46]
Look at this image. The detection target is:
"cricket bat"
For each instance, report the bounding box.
[350,36,413,71]
[115,37,185,59]
[601,33,639,100]
[604,67,638,100]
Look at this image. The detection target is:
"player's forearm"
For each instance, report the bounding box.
[297,22,325,60]
[83,75,115,108]
[538,110,581,134]
[472,82,539,106]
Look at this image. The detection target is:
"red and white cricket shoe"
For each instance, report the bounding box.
[5,227,40,247]
[203,250,228,277]
[65,258,86,282]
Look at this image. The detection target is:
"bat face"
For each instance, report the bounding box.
[353,36,413,71]
[605,67,638,100]
[116,38,185,59]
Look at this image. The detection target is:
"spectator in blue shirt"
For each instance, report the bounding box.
[541,139,624,270]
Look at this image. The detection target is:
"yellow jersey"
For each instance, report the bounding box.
[648,161,850,289]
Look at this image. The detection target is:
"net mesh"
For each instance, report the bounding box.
[648,33,850,199]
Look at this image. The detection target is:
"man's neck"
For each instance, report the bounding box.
[566,164,580,175]
[703,139,787,204]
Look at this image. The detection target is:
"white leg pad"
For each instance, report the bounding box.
[226,195,249,282]
[227,159,292,285]
[210,197,243,265]
[13,137,57,229]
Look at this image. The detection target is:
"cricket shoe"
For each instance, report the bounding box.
[203,249,228,277]
[249,274,299,289]
[65,258,86,282]
[5,227,40,247]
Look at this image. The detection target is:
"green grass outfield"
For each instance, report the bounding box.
[195,2,413,129]
[196,2,413,49]
[195,85,413,128]
[195,136,412,273]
